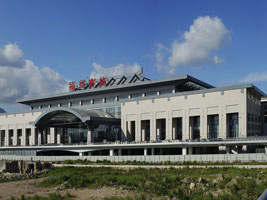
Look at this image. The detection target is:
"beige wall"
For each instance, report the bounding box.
[121,88,253,142]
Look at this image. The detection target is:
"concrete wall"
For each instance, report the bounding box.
[122,88,250,141]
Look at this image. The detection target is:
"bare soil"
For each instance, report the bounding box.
[0,178,135,200]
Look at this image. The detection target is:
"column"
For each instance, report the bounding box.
[118,149,122,156]
[184,111,190,140]
[141,124,145,141]
[121,115,127,142]
[182,147,187,155]
[166,111,172,140]
[226,146,231,154]
[136,119,141,142]
[30,127,35,145]
[13,129,17,146]
[87,129,92,144]
[189,121,193,140]
[151,148,155,155]
[188,147,193,155]
[150,113,156,141]
[50,128,55,144]
[22,128,26,146]
[172,118,177,140]
[109,149,114,156]
[79,152,85,156]
[144,148,147,156]
[38,130,42,145]
[127,121,131,141]
[159,148,163,155]
[156,119,161,141]
[57,128,61,144]
[202,108,207,139]
[265,146,267,154]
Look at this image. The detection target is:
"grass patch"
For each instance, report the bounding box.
[36,166,267,199]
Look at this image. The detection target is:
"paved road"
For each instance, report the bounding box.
[53,164,267,169]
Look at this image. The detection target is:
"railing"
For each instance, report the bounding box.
[2,136,267,148]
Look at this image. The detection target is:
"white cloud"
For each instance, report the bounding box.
[0,43,69,104]
[240,72,267,83]
[90,62,142,79]
[156,16,230,74]
[0,43,25,68]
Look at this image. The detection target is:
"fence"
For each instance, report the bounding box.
[0,153,267,163]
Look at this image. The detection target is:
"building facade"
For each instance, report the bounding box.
[0,70,266,156]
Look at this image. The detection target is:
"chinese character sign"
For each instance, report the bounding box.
[69,76,107,92]
[88,78,96,88]
[78,80,85,89]
[69,81,76,91]
[99,77,106,86]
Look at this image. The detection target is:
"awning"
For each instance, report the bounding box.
[30,107,120,129]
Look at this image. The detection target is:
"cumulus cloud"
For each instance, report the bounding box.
[240,72,267,83]
[156,16,231,74]
[0,43,25,68]
[0,43,69,104]
[90,62,142,79]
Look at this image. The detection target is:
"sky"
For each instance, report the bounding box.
[0,0,267,112]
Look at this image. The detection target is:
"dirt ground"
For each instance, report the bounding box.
[0,178,135,200]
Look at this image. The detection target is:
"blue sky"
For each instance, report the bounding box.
[0,0,267,112]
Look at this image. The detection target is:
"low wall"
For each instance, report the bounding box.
[0,153,267,163]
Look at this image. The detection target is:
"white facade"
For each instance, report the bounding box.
[0,73,265,156]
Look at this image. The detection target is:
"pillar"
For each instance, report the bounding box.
[151,148,155,155]
[118,149,122,156]
[109,149,114,156]
[265,146,267,154]
[226,146,231,154]
[30,127,35,145]
[188,147,193,155]
[172,118,177,140]
[167,111,172,140]
[144,148,147,156]
[159,148,163,155]
[87,130,92,144]
[38,131,42,145]
[79,152,85,156]
[156,119,161,141]
[182,147,187,155]
[189,117,193,139]
[50,128,55,144]
[57,128,61,144]
[13,129,17,146]
[22,128,26,146]
[141,127,145,141]
[150,113,156,142]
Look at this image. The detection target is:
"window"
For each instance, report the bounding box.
[248,113,250,122]
[131,93,142,98]
[119,95,128,100]
[146,91,157,97]
[160,89,172,95]
[106,97,115,103]
[94,98,102,104]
